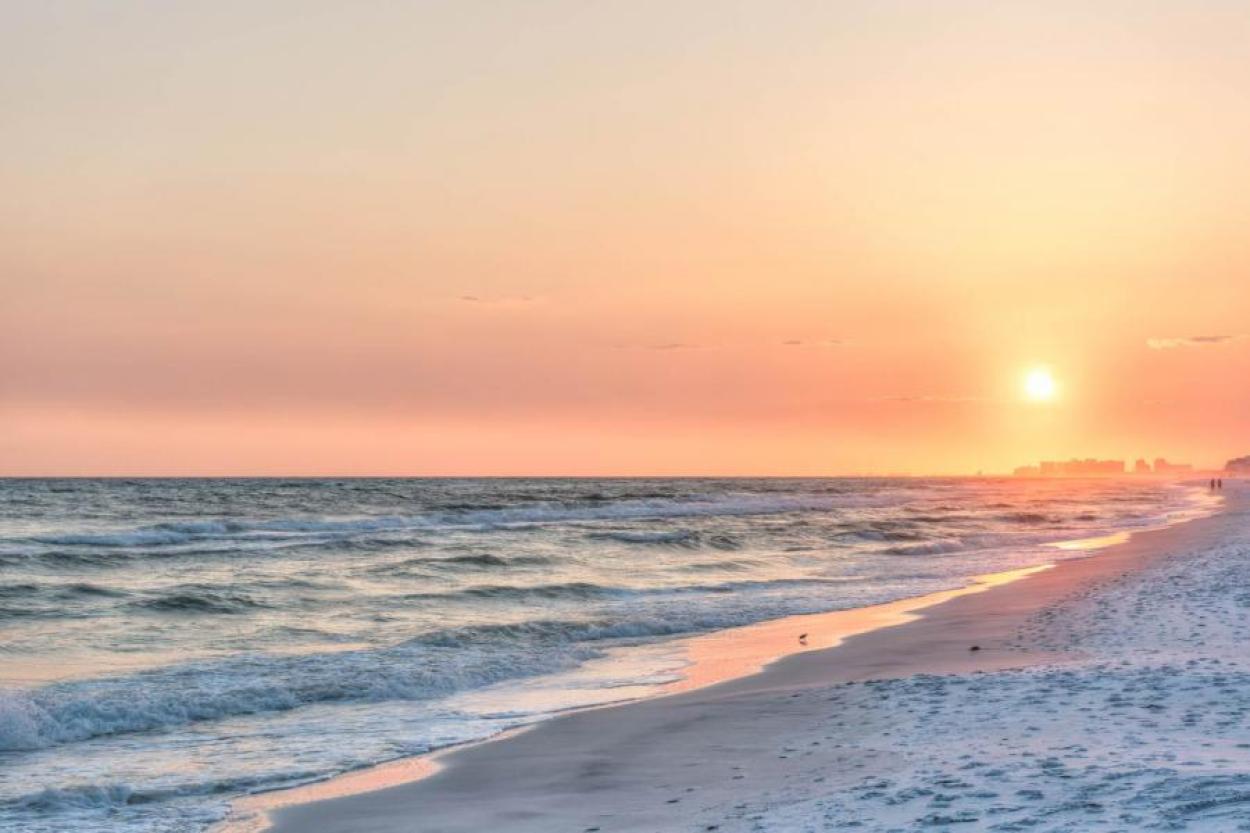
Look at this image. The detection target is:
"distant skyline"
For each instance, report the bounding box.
[4,1,1249,475]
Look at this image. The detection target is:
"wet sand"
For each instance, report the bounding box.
[250,490,1233,833]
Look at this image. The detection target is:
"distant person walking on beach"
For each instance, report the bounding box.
[1211,478,1217,490]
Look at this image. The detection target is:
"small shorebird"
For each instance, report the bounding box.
[798,633,808,645]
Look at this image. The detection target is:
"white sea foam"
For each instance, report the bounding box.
[0,477,1218,833]
[0,640,598,752]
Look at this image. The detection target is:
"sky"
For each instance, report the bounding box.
[3,0,1249,476]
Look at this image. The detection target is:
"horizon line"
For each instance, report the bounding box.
[0,472,1230,480]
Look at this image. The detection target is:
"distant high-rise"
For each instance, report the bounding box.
[1015,458,1125,477]
[1013,456,1202,477]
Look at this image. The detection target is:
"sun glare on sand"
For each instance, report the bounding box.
[1024,368,1058,402]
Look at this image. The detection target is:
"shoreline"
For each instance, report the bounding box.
[226,564,1051,830]
[224,487,1231,833]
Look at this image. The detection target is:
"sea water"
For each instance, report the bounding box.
[0,477,1214,832]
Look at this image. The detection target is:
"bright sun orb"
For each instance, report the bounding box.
[1024,368,1057,402]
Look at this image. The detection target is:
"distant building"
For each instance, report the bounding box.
[1226,455,1250,474]
[1076,458,1125,476]
[1153,458,1193,475]
[1017,456,1197,477]
[1016,459,1125,477]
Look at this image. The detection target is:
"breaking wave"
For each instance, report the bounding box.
[0,476,1217,833]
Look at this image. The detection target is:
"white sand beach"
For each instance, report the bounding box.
[235,484,1248,833]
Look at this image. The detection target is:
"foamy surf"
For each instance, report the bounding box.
[0,477,1217,833]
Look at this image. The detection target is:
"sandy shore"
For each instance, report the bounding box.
[249,485,1242,833]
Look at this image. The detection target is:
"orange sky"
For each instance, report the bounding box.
[3,1,1249,475]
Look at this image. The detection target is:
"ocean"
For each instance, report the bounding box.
[0,477,1214,833]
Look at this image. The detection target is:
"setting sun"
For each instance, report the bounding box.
[1024,368,1058,402]
[8,5,1250,833]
